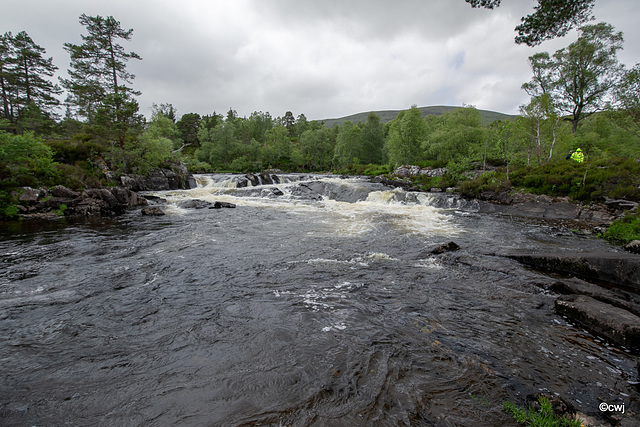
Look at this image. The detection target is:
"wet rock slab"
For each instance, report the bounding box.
[555,294,640,350]
[508,252,640,292]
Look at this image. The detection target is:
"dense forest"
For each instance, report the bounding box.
[1,14,639,241]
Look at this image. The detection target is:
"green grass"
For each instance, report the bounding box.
[503,396,583,427]
[604,211,640,243]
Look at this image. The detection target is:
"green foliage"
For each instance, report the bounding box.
[333,121,363,169]
[605,212,640,243]
[423,106,486,164]
[54,163,102,190]
[176,112,201,147]
[334,163,390,176]
[525,22,624,133]
[0,190,19,219]
[503,396,582,427]
[459,171,511,196]
[61,14,141,122]
[262,125,291,169]
[461,157,640,202]
[466,0,595,47]
[54,204,67,217]
[298,127,334,171]
[46,138,106,164]
[0,31,61,132]
[0,131,58,189]
[386,106,427,167]
[129,135,173,174]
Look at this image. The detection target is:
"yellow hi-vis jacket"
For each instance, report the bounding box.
[571,148,584,163]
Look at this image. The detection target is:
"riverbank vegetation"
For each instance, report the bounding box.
[1,13,639,246]
[503,395,583,427]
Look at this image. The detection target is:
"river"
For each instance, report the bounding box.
[0,174,638,426]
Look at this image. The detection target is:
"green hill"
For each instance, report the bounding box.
[321,105,515,127]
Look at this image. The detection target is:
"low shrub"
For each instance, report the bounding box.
[460,157,640,203]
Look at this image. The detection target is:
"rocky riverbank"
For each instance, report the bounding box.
[11,166,197,220]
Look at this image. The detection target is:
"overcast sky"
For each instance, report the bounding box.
[2,0,638,121]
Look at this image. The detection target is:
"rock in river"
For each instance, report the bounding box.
[178,199,212,209]
[141,207,165,216]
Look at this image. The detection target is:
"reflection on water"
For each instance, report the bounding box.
[0,174,637,426]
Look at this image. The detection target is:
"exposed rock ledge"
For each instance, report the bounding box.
[555,295,640,350]
[119,165,197,191]
[16,185,148,220]
[472,192,636,229]
[508,252,640,292]
[509,252,640,351]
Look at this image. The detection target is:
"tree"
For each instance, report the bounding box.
[176,113,201,148]
[151,103,178,122]
[295,113,309,139]
[263,125,291,168]
[298,127,334,171]
[385,106,427,167]
[243,111,273,143]
[129,112,178,173]
[423,106,485,164]
[333,121,363,169]
[487,120,525,181]
[61,13,142,143]
[282,111,296,137]
[614,63,640,134]
[360,112,385,164]
[519,93,564,164]
[0,33,11,122]
[523,23,623,133]
[466,0,596,46]
[196,120,239,169]
[0,31,61,133]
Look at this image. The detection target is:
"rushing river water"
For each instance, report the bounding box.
[1,174,638,426]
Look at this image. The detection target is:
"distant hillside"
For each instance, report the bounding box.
[321,105,515,127]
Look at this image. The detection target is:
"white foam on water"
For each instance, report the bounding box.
[148,174,461,237]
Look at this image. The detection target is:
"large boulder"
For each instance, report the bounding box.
[178,199,212,209]
[625,240,640,254]
[428,241,461,255]
[211,201,236,209]
[50,185,80,199]
[17,187,48,203]
[141,207,165,216]
[120,165,197,192]
[16,185,147,220]
[64,187,146,217]
[394,165,447,178]
[258,171,273,185]
[245,173,260,187]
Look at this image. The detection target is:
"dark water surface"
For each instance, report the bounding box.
[1,175,638,426]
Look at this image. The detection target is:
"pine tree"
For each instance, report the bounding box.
[61,14,142,145]
[0,31,61,133]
